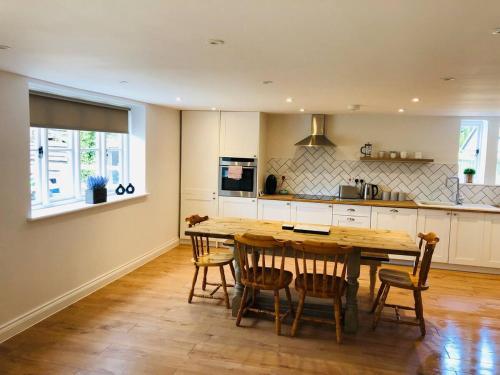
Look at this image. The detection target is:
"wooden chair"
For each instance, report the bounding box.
[361,252,390,299]
[371,232,440,336]
[290,240,352,343]
[186,215,236,309]
[234,232,294,335]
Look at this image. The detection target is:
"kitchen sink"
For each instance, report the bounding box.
[418,201,456,207]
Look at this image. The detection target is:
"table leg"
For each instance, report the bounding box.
[344,248,361,333]
[230,245,244,317]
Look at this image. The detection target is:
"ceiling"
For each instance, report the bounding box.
[1,0,500,115]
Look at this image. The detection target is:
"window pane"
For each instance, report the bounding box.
[458,123,481,180]
[30,151,41,203]
[80,131,97,149]
[30,128,39,150]
[497,129,500,184]
[48,129,72,149]
[106,150,122,187]
[48,150,74,200]
[80,150,100,192]
[106,133,122,149]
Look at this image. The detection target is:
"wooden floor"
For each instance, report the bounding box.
[0,244,499,374]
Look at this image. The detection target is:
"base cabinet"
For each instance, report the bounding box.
[291,202,333,225]
[218,196,258,219]
[449,212,487,267]
[416,209,451,263]
[180,189,218,239]
[258,199,292,222]
[483,214,500,268]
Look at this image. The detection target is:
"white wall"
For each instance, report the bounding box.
[266,113,463,163]
[0,71,180,341]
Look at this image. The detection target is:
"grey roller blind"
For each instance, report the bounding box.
[29,92,129,133]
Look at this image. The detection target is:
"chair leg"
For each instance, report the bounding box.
[201,267,208,291]
[291,290,305,337]
[229,261,236,282]
[219,266,230,309]
[414,290,426,337]
[369,264,377,300]
[334,297,343,344]
[373,284,390,330]
[274,290,281,336]
[188,266,200,303]
[236,286,248,327]
[251,288,257,306]
[371,282,386,313]
[285,286,294,317]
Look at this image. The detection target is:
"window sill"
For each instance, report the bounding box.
[27,193,149,221]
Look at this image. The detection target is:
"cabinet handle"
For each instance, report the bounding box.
[390,209,399,213]
[453,213,457,216]
[348,217,355,222]
[347,208,355,212]
[252,199,255,203]
[328,205,332,208]
[446,212,451,215]
[286,202,290,206]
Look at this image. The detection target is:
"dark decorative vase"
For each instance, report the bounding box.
[115,184,126,195]
[126,183,135,194]
[85,188,107,204]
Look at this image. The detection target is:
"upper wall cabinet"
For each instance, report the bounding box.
[219,112,260,158]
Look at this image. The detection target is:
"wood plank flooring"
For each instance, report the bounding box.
[0,244,499,374]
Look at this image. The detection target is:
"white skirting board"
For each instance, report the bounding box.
[0,237,180,343]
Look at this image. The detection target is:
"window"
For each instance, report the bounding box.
[458,120,487,184]
[497,128,500,185]
[30,128,129,209]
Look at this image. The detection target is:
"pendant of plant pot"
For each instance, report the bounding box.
[115,184,126,195]
[126,183,135,194]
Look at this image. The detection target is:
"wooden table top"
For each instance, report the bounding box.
[185,217,420,256]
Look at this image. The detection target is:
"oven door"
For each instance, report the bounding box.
[219,166,257,198]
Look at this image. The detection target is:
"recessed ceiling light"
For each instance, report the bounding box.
[286,97,293,103]
[119,80,128,84]
[0,45,10,50]
[411,97,420,103]
[491,28,500,35]
[398,108,405,113]
[348,104,361,111]
[211,107,217,111]
[208,39,225,45]
[299,108,305,112]
[441,76,456,81]
[176,97,182,102]
[262,80,273,85]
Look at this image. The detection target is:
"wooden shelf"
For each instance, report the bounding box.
[360,156,434,163]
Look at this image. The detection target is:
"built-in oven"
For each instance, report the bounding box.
[218,157,257,198]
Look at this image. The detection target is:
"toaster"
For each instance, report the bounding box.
[338,185,361,199]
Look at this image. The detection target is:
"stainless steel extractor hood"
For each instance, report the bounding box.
[295,114,336,147]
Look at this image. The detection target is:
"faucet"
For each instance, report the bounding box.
[446,177,464,205]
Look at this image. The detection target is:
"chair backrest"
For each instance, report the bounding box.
[185,214,210,262]
[290,240,353,297]
[234,232,287,288]
[415,232,440,287]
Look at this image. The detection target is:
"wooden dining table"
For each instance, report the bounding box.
[184,217,420,334]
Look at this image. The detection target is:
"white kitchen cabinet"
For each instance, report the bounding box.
[291,202,333,225]
[258,199,292,222]
[482,214,500,268]
[219,112,260,158]
[219,196,258,219]
[371,207,418,261]
[332,214,371,228]
[180,111,220,238]
[416,209,452,263]
[449,211,487,267]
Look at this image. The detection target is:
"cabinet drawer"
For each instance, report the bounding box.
[333,204,371,217]
[333,215,371,228]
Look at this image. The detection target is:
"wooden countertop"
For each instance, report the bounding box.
[258,194,500,214]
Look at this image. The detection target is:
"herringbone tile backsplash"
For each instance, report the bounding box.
[266,147,500,205]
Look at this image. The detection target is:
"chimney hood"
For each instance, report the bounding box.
[295,114,336,147]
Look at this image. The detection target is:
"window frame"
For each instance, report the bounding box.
[458,120,487,184]
[30,127,129,210]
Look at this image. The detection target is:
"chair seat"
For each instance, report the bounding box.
[361,252,389,262]
[243,267,293,290]
[193,252,234,267]
[295,273,347,298]
[378,268,421,290]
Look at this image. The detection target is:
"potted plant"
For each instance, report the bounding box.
[463,168,476,184]
[85,176,108,204]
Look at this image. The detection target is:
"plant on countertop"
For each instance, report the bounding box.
[86,175,108,204]
[463,168,476,184]
[87,175,108,190]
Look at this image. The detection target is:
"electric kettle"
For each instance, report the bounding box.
[361,183,379,200]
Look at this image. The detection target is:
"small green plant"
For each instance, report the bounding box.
[463,168,476,175]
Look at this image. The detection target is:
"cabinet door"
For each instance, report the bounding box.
[480,214,500,268]
[258,199,292,222]
[220,112,260,158]
[416,209,451,263]
[291,202,333,225]
[371,207,417,261]
[449,212,486,266]
[180,111,220,238]
[219,196,258,219]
